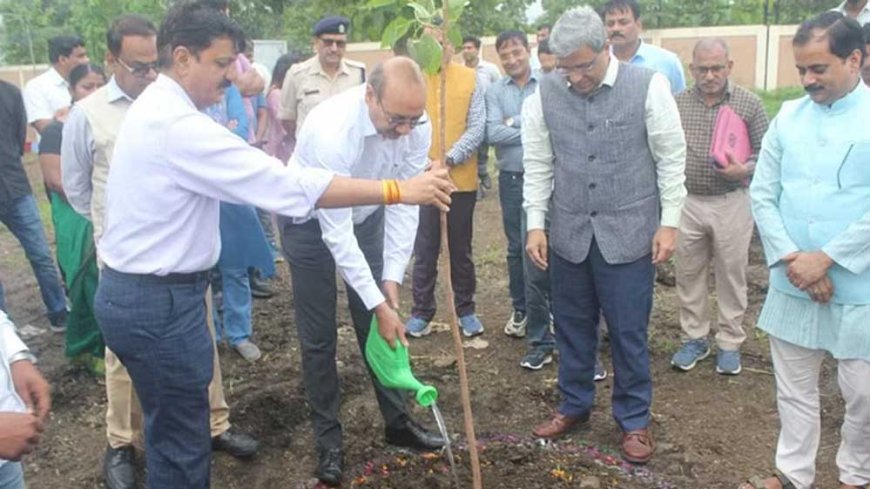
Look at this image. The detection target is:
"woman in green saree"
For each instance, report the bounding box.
[38,63,106,376]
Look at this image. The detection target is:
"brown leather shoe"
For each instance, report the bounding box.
[621,429,655,464]
[532,412,589,439]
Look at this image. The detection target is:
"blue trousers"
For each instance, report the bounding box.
[0,195,67,323]
[213,267,252,347]
[95,268,213,489]
[0,462,24,489]
[500,171,555,353]
[550,240,654,432]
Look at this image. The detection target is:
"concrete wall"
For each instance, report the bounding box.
[343,24,803,91]
[2,24,805,145]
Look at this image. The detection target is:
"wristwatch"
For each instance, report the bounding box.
[504,117,515,127]
[8,350,37,365]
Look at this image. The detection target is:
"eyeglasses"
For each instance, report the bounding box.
[556,59,598,76]
[378,98,427,129]
[692,65,726,76]
[319,38,347,49]
[117,58,158,78]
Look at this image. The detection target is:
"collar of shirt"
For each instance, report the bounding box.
[691,79,733,106]
[314,57,351,79]
[819,80,867,114]
[504,70,539,87]
[601,53,620,88]
[630,39,653,64]
[106,76,136,104]
[835,0,870,16]
[153,74,197,110]
[47,67,68,88]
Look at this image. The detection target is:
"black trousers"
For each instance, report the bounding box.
[280,208,408,451]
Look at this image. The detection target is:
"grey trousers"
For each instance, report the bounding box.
[280,208,409,451]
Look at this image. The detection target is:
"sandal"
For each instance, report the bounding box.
[741,471,796,489]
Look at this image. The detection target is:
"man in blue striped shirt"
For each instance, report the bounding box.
[485,30,556,371]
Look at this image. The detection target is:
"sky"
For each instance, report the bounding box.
[526,0,544,23]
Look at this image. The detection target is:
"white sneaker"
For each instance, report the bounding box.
[503,310,527,338]
[234,340,262,363]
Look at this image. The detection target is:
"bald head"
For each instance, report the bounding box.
[366,56,428,139]
[369,56,426,99]
[693,37,729,60]
[690,37,733,101]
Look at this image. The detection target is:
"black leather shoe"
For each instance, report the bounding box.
[212,429,259,459]
[316,448,343,487]
[249,272,275,299]
[103,445,135,489]
[385,420,445,451]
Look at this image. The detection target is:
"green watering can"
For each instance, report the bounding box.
[365,316,438,407]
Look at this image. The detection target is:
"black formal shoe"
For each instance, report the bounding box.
[316,447,343,487]
[212,429,259,459]
[385,420,445,451]
[249,271,275,299]
[103,445,135,489]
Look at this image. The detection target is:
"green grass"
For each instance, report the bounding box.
[756,86,805,118]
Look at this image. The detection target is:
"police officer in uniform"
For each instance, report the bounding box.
[279,16,366,136]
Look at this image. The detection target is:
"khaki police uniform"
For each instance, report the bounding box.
[278,56,366,135]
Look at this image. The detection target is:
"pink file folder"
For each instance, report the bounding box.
[709,105,751,170]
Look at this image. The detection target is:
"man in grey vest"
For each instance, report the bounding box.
[522,6,686,464]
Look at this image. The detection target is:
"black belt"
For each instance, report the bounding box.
[103,267,211,285]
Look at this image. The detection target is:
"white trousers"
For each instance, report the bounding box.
[770,337,870,488]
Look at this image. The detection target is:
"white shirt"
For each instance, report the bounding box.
[23,67,71,137]
[521,54,687,231]
[292,85,431,310]
[99,75,334,275]
[832,0,870,24]
[0,310,28,467]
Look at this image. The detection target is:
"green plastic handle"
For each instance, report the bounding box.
[365,316,438,407]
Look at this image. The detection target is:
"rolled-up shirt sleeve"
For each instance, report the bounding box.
[521,89,554,231]
[61,106,96,219]
[383,123,431,285]
[166,112,333,217]
[644,73,687,228]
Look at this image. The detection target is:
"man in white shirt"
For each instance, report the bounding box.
[280,56,444,487]
[0,309,51,489]
[23,35,89,134]
[92,3,453,488]
[832,0,870,25]
[523,5,686,464]
[61,15,260,489]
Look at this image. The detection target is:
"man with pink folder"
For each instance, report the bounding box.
[671,38,770,374]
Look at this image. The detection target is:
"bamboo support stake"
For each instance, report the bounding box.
[437,1,482,487]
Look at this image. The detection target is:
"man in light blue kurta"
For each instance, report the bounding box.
[745,11,870,489]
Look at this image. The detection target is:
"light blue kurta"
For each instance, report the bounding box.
[750,83,870,360]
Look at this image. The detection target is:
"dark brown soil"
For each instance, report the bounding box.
[0,157,845,488]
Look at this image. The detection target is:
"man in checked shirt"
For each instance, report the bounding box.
[670,38,769,375]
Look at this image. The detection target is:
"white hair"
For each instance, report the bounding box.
[549,6,607,57]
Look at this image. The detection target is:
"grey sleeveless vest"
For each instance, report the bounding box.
[540,61,659,264]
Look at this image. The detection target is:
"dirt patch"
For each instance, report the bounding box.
[1,156,845,488]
